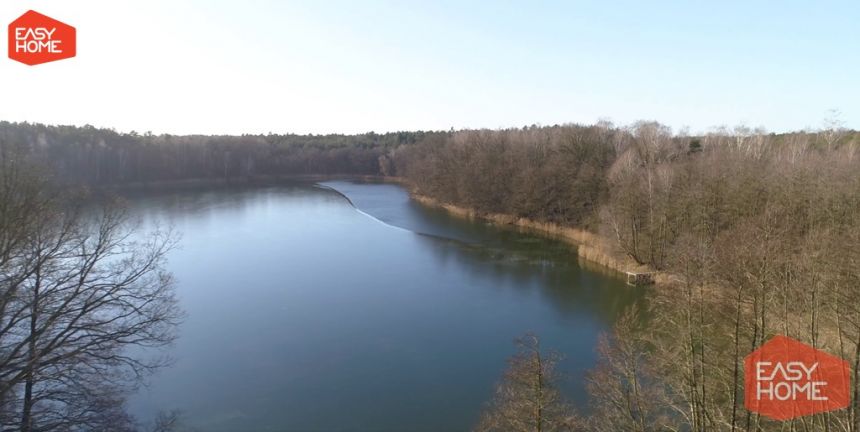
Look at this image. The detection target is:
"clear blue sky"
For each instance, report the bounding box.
[1,0,857,134]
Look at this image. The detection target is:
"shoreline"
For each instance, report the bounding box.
[98,173,659,283]
[97,174,388,192]
[403,189,658,283]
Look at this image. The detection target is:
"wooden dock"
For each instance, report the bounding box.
[625,271,655,286]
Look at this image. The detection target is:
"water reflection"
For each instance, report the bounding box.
[322,180,643,326]
[122,181,645,431]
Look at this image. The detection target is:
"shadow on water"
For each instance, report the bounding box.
[320,180,645,327]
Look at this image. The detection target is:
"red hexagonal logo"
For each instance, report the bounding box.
[745,335,851,420]
[8,10,76,66]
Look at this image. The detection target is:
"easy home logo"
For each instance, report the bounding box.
[8,10,76,65]
[745,335,850,420]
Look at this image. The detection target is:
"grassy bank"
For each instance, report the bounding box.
[406,190,654,282]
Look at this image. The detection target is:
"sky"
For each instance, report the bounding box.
[0,0,857,135]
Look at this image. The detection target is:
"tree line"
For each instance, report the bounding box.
[580,122,860,431]
[0,121,444,185]
[464,120,860,431]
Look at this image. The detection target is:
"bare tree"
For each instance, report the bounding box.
[821,109,848,152]
[586,309,674,432]
[151,410,186,432]
[475,334,580,432]
[0,148,182,431]
[603,122,680,268]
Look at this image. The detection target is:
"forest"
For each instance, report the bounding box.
[2,119,860,431]
[0,121,443,184]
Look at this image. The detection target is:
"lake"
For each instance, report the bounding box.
[125,180,644,431]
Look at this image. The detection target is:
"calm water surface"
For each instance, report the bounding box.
[125,181,644,431]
